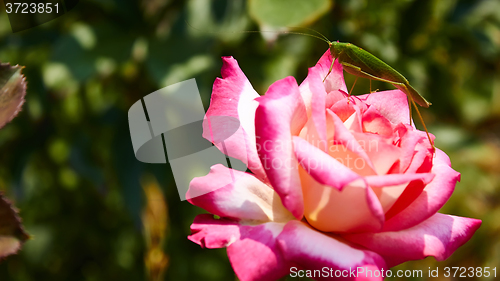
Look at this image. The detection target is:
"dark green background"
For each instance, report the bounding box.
[0,0,499,280]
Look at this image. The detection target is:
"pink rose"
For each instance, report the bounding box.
[187,50,481,280]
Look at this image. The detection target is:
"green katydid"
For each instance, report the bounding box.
[324,40,434,149]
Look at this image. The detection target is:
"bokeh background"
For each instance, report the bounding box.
[0,0,499,280]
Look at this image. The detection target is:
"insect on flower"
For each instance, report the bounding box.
[185,22,435,149]
[325,40,434,149]
[288,28,435,149]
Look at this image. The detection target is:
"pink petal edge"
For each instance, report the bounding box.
[255,76,308,219]
[343,213,482,267]
[203,56,267,180]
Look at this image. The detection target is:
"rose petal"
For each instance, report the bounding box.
[293,136,360,190]
[343,213,482,267]
[300,49,347,116]
[357,90,411,126]
[327,110,376,175]
[383,149,460,231]
[404,140,434,174]
[365,173,435,188]
[326,89,348,109]
[362,105,394,137]
[187,164,294,223]
[277,220,387,280]
[228,222,291,281]
[298,117,324,151]
[351,132,401,176]
[299,169,384,233]
[203,57,266,180]
[394,124,424,173]
[307,66,328,149]
[319,53,349,95]
[329,98,362,126]
[188,214,241,248]
[255,76,308,219]
[188,214,291,281]
[366,173,435,214]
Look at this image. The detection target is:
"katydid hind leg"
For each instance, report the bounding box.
[408,96,413,126]
[409,95,435,149]
[341,62,376,81]
[344,63,430,110]
[348,76,358,103]
[342,62,408,88]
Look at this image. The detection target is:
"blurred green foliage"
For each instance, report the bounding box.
[0,0,499,280]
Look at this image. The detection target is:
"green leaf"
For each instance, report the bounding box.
[0,63,27,129]
[0,193,29,259]
[248,0,332,28]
